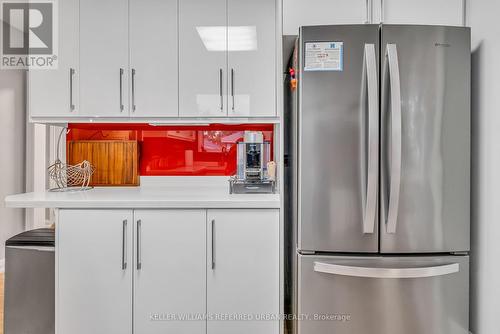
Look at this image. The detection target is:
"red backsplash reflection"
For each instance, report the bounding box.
[67,124,274,176]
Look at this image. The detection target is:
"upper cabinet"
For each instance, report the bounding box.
[29,0,79,119]
[375,0,465,25]
[179,0,277,118]
[79,0,129,117]
[28,0,280,122]
[130,0,178,118]
[283,0,369,35]
[179,0,228,117]
[227,0,276,117]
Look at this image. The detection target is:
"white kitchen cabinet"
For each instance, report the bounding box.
[207,209,279,334]
[179,0,277,118]
[57,209,133,334]
[179,0,228,117]
[133,210,206,334]
[130,0,178,118]
[227,0,276,117]
[57,208,280,334]
[29,0,79,118]
[377,0,464,25]
[79,0,129,117]
[283,0,369,35]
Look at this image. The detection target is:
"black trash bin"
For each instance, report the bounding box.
[4,228,55,334]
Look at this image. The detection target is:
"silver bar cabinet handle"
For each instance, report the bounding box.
[363,44,378,234]
[119,68,124,112]
[69,68,75,112]
[137,219,142,270]
[314,262,459,279]
[131,68,136,112]
[122,220,127,270]
[386,44,402,234]
[231,68,235,111]
[365,0,369,23]
[211,219,215,269]
[219,68,223,111]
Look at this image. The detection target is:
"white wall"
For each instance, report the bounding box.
[0,70,26,261]
[468,1,500,333]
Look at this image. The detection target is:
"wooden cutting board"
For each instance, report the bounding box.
[67,140,139,186]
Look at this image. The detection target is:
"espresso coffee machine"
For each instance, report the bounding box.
[229,131,275,194]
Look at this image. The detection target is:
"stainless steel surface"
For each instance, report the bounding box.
[119,68,124,112]
[313,261,459,278]
[297,25,379,253]
[363,43,379,234]
[131,68,136,112]
[69,68,75,111]
[219,68,223,111]
[298,254,469,334]
[5,247,55,334]
[231,68,235,111]
[136,219,142,270]
[229,178,276,194]
[384,43,402,235]
[284,35,299,334]
[289,24,471,334]
[211,219,215,269]
[122,219,127,270]
[380,25,470,253]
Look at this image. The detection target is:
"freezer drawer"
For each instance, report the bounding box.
[298,255,469,334]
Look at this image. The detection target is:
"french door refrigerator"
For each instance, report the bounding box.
[288,25,470,334]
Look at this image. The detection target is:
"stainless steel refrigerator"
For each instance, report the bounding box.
[287,24,470,334]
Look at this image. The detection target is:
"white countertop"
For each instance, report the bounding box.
[4,177,280,209]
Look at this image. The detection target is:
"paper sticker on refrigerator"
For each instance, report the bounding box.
[304,42,343,72]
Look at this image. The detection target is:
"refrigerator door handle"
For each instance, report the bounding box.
[363,44,379,234]
[386,44,402,234]
[314,261,459,279]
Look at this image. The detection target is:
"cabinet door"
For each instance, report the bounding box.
[29,0,79,118]
[283,0,369,35]
[130,0,178,118]
[57,210,133,334]
[380,0,464,25]
[207,209,279,334]
[80,0,129,117]
[179,0,228,117]
[133,210,206,334]
[227,0,276,117]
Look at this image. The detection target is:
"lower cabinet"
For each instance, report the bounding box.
[57,208,279,334]
[133,210,206,334]
[57,209,133,334]
[207,209,280,334]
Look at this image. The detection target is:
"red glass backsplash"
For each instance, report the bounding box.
[67,124,274,176]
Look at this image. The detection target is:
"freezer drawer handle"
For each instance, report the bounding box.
[314,261,459,279]
[363,44,379,234]
[385,44,402,234]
